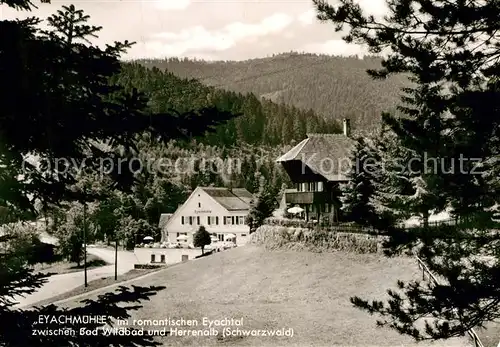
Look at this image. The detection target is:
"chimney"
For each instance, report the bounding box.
[343,118,351,137]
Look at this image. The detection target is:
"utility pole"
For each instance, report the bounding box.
[114,237,118,280]
[83,202,88,287]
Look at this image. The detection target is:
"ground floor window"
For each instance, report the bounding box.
[208,216,220,225]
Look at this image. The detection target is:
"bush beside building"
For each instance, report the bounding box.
[250,224,387,254]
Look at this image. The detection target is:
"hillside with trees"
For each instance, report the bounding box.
[5,53,312,260]
[4,0,500,345]
[19,59,307,256]
[114,62,340,146]
[135,53,411,132]
[0,3,305,344]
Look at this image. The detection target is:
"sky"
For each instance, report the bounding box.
[0,0,387,61]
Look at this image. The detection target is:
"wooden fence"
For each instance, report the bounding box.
[415,256,484,347]
[403,218,460,229]
[267,216,464,232]
[265,217,465,235]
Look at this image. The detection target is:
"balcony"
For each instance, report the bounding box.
[284,191,333,204]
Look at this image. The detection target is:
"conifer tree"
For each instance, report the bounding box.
[247,175,276,233]
[369,128,444,228]
[340,137,378,226]
[0,3,236,213]
[314,0,500,342]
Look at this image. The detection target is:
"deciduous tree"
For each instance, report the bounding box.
[193,225,211,254]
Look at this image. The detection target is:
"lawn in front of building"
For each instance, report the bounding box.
[61,246,471,347]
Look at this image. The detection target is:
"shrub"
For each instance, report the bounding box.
[264,217,384,236]
[250,224,387,254]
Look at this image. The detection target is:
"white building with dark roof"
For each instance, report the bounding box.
[161,187,254,246]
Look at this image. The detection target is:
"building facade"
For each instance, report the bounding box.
[134,247,200,265]
[161,187,254,246]
[276,119,356,223]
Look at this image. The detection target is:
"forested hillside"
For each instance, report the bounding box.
[29,61,305,250]
[53,61,315,246]
[114,63,340,146]
[135,52,411,132]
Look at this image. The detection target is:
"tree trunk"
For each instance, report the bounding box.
[201,246,204,255]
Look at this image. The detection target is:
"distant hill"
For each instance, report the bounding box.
[113,62,340,147]
[135,52,411,133]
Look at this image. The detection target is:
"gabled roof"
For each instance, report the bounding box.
[162,186,255,236]
[200,187,253,211]
[229,188,254,205]
[158,213,173,229]
[276,133,356,181]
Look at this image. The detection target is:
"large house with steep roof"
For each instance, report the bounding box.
[277,119,356,223]
[161,187,254,246]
